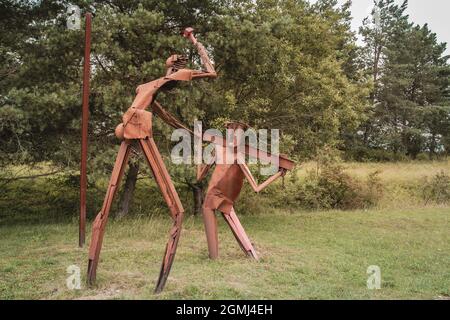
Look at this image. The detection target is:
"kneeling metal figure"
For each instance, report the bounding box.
[87,27,216,293]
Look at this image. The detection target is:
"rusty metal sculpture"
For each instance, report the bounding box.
[197,123,295,260]
[86,27,216,293]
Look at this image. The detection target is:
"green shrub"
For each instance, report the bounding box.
[294,165,383,210]
[415,153,430,161]
[345,147,410,162]
[0,173,84,224]
[256,164,383,212]
[422,171,450,204]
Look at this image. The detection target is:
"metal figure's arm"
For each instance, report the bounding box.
[183,28,217,79]
[152,100,193,133]
[150,100,218,183]
[239,163,286,193]
[202,131,296,171]
[193,42,216,76]
[197,154,216,182]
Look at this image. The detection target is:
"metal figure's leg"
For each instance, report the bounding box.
[202,208,219,259]
[139,138,184,293]
[87,141,131,284]
[222,207,258,260]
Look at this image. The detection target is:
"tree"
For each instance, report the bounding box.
[0,0,226,215]
[203,0,367,158]
[0,0,368,216]
[356,0,450,159]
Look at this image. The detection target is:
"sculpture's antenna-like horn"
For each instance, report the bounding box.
[173,55,188,70]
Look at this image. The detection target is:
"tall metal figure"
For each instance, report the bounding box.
[197,122,295,260]
[87,28,216,293]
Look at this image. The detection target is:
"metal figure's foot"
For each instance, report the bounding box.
[202,207,219,259]
[154,213,183,293]
[86,212,108,286]
[87,259,96,285]
[222,207,258,260]
[139,138,185,294]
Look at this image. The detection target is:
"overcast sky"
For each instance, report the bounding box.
[309,0,450,55]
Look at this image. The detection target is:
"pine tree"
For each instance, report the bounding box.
[357,0,450,159]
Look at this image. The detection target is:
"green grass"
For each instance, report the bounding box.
[1,160,449,299]
[1,208,449,300]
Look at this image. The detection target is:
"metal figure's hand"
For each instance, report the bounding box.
[182,27,217,78]
[183,27,197,45]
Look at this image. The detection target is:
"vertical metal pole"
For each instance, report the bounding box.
[80,13,92,247]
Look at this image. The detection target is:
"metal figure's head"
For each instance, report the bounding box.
[165,54,188,76]
[225,121,250,131]
[161,55,189,91]
[225,121,250,146]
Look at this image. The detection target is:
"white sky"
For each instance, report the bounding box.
[309,0,450,55]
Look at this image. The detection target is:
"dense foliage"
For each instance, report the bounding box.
[0,0,449,215]
[0,0,368,167]
[353,0,450,160]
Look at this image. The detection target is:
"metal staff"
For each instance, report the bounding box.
[80,13,92,247]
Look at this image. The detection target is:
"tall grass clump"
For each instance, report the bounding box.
[422,171,450,205]
[300,165,383,210]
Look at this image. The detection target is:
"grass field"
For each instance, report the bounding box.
[1,160,449,300]
[299,160,450,183]
[1,207,449,300]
